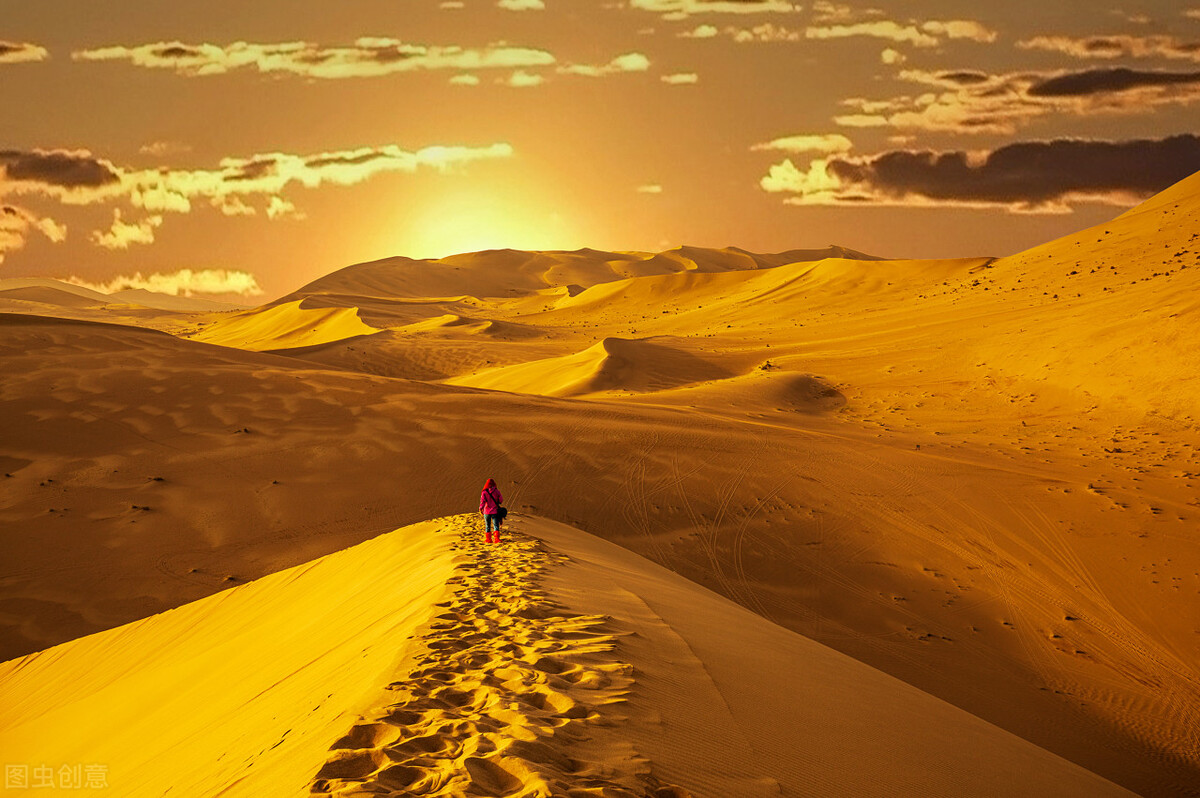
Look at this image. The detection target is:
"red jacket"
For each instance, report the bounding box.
[480,480,503,514]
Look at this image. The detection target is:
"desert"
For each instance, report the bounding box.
[5,4,1200,795]
[2,171,1199,795]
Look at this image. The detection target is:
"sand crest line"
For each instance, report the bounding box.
[309,514,687,797]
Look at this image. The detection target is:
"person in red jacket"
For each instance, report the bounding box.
[479,478,505,543]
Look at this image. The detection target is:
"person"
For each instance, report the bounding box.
[479,478,505,543]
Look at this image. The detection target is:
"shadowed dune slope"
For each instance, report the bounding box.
[446,336,733,397]
[0,515,1131,798]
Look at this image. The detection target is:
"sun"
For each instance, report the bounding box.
[392,189,582,260]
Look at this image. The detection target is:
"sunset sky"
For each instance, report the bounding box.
[2,0,1199,300]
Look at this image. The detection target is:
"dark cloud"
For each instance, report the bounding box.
[938,71,990,85]
[304,151,390,169]
[0,40,48,64]
[835,66,1200,134]
[0,149,122,188]
[826,134,1200,206]
[153,45,204,60]
[225,157,280,182]
[1029,67,1200,97]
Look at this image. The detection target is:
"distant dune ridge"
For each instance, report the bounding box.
[1,171,1199,795]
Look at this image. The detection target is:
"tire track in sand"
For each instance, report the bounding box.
[309,514,690,798]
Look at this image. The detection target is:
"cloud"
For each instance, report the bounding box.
[881,47,906,65]
[751,133,853,154]
[558,52,650,76]
[832,66,1200,135]
[661,72,699,84]
[0,148,124,203]
[1027,67,1200,97]
[805,19,997,48]
[920,20,998,44]
[72,39,558,78]
[0,205,66,264]
[214,195,256,216]
[636,184,664,193]
[1187,9,1200,20]
[759,134,1200,213]
[1,142,514,253]
[729,23,803,42]
[499,0,544,8]
[265,196,303,220]
[139,141,193,157]
[1017,34,1200,63]
[504,69,545,87]
[91,209,163,250]
[680,24,719,38]
[631,0,797,16]
[449,73,481,85]
[810,2,859,23]
[0,41,49,64]
[1110,9,1152,25]
[65,268,264,297]
[2,143,514,211]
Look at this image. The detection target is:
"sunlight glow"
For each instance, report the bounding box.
[392,189,582,259]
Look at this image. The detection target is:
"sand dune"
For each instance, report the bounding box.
[0,285,110,310]
[187,298,381,351]
[106,288,243,312]
[0,278,114,305]
[4,174,1200,795]
[280,244,882,306]
[447,336,733,397]
[0,515,1132,797]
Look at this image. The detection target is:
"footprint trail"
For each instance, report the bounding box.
[309,514,688,797]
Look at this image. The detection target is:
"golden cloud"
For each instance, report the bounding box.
[632,0,797,16]
[1,142,514,254]
[751,133,854,154]
[831,67,1200,136]
[805,18,997,48]
[0,41,49,64]
[72,39,558,78]
[1017,34,1200,63]
[661,72,700,84]
[91,209,163,250]
[558,52,650,76]
[65,269,264,297]
[0,205,66,264]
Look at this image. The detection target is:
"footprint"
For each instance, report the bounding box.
[463,756,523,795]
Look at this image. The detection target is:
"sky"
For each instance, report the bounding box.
[2,0,1199,301]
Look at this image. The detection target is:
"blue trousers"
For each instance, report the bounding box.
[485,513,502,532]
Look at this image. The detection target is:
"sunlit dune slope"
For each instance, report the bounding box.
[0,515,1130,798]
[187,298,381,351]
[0,519,457,797]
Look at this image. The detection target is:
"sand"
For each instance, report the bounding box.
[2,171,1200,794]
[0,515,1134,797]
